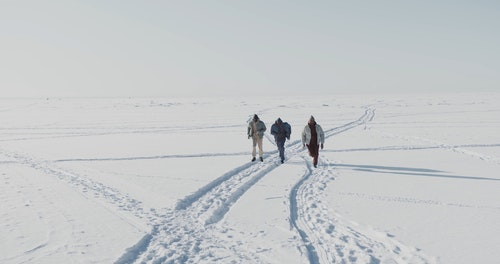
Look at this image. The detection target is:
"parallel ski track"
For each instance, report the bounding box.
[290,154,436,264]
[120,108,376,263]
[289,108,436,264]
[1,105,439,264]
[4,106,423,264]
[289,107,375,264]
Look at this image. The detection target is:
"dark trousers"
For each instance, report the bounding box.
[276,138,286,161]
[307,143,319,166]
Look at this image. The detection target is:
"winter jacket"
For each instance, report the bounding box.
[302,123,324,145]
[271,118,291,141]
[248,120,266,139]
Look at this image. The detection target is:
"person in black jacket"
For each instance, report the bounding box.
[271,118,291,163]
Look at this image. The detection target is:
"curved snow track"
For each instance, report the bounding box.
[1,106,435,263]
[112,107,432,263]
[286,108,431,264]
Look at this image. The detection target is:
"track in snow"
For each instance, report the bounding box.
[2,106,435,263]
[287,108,435,264]
[117,108,426,263]
[0,147,151,263]
[289,154,434,264]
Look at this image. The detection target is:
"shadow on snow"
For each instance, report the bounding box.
[332,163,500,182]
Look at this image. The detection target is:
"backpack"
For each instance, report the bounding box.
[278,122,291,138]
[277,123,286,138]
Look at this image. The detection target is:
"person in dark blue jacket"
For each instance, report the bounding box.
[270,118,291,163]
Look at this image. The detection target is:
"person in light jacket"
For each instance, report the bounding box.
[248,114,266,162]
[301,116,325,168]
[270,118,291,163]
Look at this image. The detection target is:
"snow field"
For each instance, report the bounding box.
[1,93,499,263]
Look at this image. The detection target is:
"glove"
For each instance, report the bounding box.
[286,136,290,140]
[321,144,324,149]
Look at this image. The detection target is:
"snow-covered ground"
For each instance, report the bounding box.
[1,93,499,264]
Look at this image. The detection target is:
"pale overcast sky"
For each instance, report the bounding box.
[1,1,499,98]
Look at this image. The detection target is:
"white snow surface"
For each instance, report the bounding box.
[1,93,499,264]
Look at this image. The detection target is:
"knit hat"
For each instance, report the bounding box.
[308,115,316,124]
